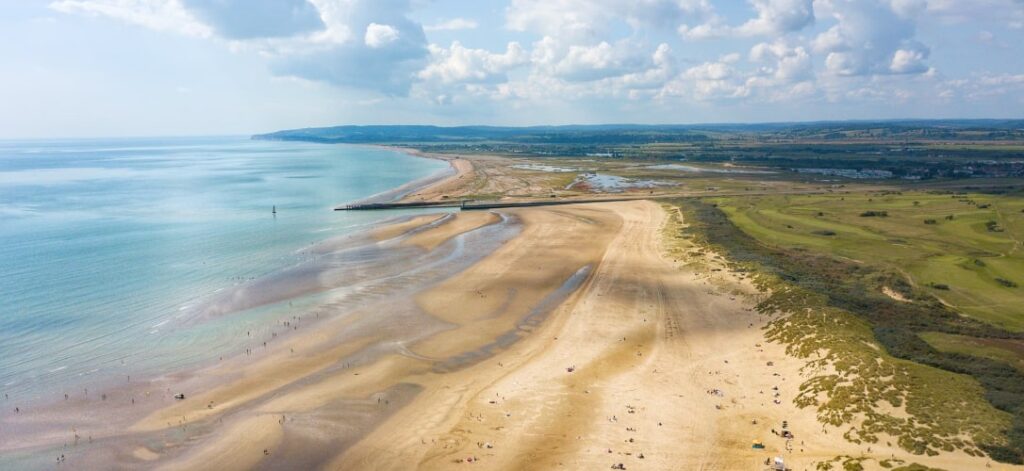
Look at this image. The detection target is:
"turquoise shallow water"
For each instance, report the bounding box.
[0,136,447,400]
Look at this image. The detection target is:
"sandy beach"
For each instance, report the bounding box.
[8,3,1023,467]
[3,197,1010,470]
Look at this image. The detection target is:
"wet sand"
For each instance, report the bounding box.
[2,201,1010,470]
[0,206,516,469]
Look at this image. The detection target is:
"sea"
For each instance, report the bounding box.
[0,136,449,401]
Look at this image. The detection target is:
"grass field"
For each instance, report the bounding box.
[920,332,1024,372]
[712,191,1024,331]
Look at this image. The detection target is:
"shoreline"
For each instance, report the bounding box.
[0,142,457,407]
[0,207,518,466]
[0,144,478,465]
[340,145,474,207]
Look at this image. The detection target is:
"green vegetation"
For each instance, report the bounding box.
[997,278,1019,288]
[670,196,1024,462]
[921,332,1024,373]
[891,465,946,471]
[257,121,1024,180]
[712,192,1024,331]
[815,456,945,471]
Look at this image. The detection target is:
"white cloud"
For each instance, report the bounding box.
[677,16,729,39]
[180,0,324,39]
[611,43,676,90]
[924,0,1024,26]
[418,41,528,84]
[365,22,399,48]
[657,59,750,101]
[813,0,930,76]
[44,0,1024,118]
[269,0,429,95]
[506,0,611,40]
[925,73,1024,106]
[424,18,478,32]
[746,40,815,101]
[507,0,715,40]
[735,0,814,36]
[750,40,812,82]
[50,0,430,94]
[531,39,664,82]
[889,47,929,74]
[680,0,813,39]
[49,0,212,37]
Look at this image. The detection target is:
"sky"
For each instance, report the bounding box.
[0,0,1023,138]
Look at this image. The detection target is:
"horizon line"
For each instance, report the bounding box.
[4,117,1024,141]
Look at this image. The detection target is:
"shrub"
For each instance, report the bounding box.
[996,278,1018,288]
[924,219,937,225]
[861,211,889,217]
[929,283,951,290]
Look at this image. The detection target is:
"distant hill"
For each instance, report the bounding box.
[253,120,1024,145]
[253,124,712,144]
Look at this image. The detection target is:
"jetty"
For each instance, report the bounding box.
[336,198,642,211]
[335,201,463,211]
[335,189,834,212]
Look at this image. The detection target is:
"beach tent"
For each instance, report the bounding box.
[772,456,786,471]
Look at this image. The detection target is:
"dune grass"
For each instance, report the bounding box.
[669,196,1024,462]
[815,455,947,471]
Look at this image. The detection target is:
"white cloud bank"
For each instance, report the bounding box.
[48,0,1024,118]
